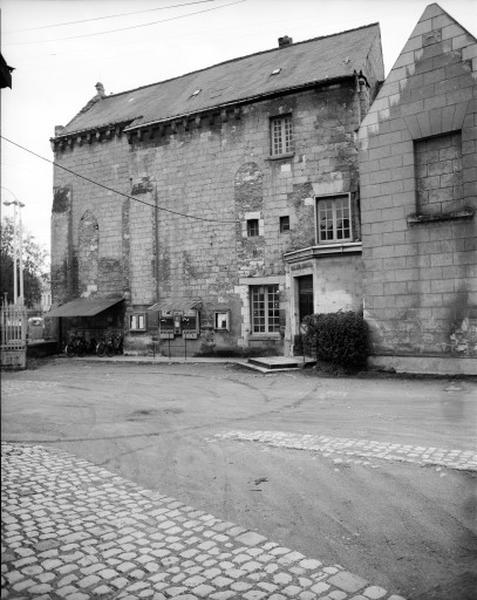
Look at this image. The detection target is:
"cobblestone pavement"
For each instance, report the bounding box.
[212,431,477,472]
[1,442,407,600]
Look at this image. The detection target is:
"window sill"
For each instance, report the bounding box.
[407,207,474,225]
[248,333,281,341]
[266,152,295,161]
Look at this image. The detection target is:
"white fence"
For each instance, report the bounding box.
[0,304,27,369]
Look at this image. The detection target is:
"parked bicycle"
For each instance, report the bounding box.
[65,332,97,357]
[65,332,88,357]
[96,333,123,357]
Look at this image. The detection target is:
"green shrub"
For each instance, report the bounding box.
[303,311,369,369]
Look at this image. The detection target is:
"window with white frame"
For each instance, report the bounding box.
[214,311,230,331]
[270,114,293,156]
[250,285,280,333]
[316,194,352,243]
[129,313,146,331]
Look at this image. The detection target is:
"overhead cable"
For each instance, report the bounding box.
[6,0,218,33]
[6,0,246,45]
[1,135,237,224]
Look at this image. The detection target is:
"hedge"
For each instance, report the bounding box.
[302,311,369,368]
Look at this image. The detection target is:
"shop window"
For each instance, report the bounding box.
[129,313,146,331]
[279,215,290,232]
[247,218,260,237]
[270,114,293,156]
[250,285,280,333]
[316,194,352,243]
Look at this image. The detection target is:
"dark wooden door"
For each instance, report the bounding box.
[297,275,313,323]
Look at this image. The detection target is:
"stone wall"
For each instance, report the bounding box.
[52,135,132,305]
[129,83,363,353]
[51,52,384,355]
[359,4,477,358]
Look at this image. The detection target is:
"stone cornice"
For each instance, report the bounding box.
[50,120,133,154]
[125,105,243,145]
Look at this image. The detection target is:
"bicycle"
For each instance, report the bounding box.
[96,334,123,357]
[65,333,88,357]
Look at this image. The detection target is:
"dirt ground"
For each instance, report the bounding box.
[2,358,476,599]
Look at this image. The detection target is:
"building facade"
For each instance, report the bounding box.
[359,3,477,373]
[50,25,383,355]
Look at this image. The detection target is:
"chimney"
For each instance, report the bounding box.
[95,82,106,98]
[54,125,65,137]
[278,35,293,48]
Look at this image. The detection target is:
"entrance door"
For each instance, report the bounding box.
[297,275,314,323]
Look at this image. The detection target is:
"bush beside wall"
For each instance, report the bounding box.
[303,311,369,369]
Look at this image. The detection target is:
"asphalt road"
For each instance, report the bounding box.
[2,358,476,600]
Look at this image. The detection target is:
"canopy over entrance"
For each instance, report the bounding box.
[47,296,124,318]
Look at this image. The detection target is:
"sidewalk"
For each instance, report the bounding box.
[2,442,406,600]
[76,354,241,365]
[68,354,315,373]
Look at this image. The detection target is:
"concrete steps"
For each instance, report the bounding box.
[242,355,316,373]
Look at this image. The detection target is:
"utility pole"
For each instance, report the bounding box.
[3,190,25,306]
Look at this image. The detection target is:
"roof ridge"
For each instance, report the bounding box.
[100,22,380,102]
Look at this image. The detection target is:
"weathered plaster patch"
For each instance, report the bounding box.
[312,173,344,196]
[52,187,70,213]
[281,163,291,173]
[450,318,477,356]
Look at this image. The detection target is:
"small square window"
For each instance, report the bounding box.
[247,219,260,237]
[270,114,293,156]
[214,311,230,331]
[279,215,290,232]
[129,313,146,331]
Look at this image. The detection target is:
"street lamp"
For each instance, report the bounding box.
[2,189,25,306]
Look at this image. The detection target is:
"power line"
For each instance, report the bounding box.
[1,135,237,225]
[6,0,246,45]
[6,0,218,33]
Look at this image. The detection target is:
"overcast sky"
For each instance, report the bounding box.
[1,0,475,255]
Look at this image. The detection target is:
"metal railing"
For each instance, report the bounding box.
[0,303,27,369]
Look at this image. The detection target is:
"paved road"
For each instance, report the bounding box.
[1,359,476,599]
[2,442,405,600]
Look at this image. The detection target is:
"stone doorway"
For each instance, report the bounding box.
[297,274,314,323]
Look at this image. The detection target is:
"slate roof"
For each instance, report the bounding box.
[60,23,380,136]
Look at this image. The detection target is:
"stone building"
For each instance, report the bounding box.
[50,24,383,355]
[359,3,477,373]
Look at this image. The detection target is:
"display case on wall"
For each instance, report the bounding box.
[158,313,175,339]
[182,310,199,339]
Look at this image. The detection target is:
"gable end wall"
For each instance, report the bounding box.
[359,5,477,358]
